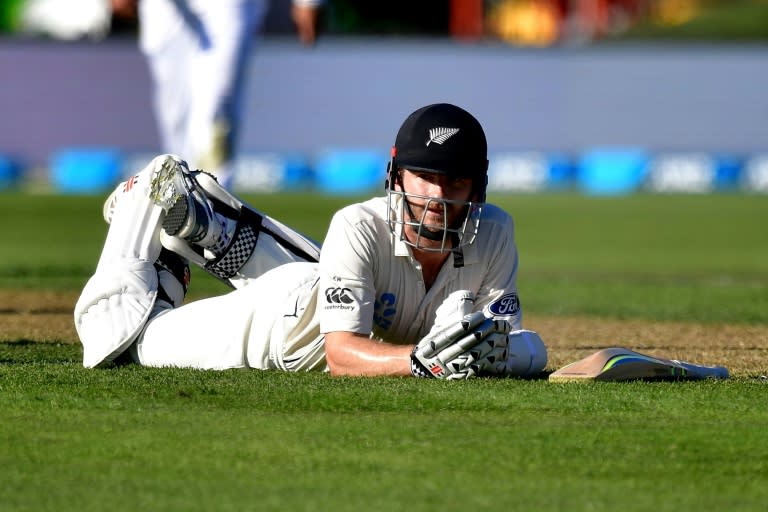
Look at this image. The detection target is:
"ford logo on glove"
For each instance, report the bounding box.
[488,293,520,316]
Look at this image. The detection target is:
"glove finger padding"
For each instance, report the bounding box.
[457,332,510,378]
[417,311,486,358]
[411,314,511,379]
[465,328,548,378]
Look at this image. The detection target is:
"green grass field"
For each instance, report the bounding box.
[1,191,767,511]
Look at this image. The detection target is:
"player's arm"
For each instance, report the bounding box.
[324,331,413,377]
[319,208,407,376]
[110,0,137,19]
[325,314,513,380]
[291,0,323,46]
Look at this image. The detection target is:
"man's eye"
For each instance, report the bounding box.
[450,179,472,188]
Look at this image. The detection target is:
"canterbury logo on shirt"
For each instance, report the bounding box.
[325,287,354,304]
[426,127,459,146]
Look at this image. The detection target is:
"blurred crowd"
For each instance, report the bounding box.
[2,0,767,46]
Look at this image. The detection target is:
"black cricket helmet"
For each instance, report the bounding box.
[386,103,489,252]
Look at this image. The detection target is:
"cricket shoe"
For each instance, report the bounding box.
[101,154,190,225]
[103,155,237,260]
[155,164,237,259]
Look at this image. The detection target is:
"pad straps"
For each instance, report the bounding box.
[202,207,320,283]
[204,208,261,282]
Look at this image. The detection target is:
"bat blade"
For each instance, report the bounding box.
[549,347,728,382]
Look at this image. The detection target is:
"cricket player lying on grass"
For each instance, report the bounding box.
[74,103,547,379]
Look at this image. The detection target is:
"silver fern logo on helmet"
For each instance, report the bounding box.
[426,127,459,146]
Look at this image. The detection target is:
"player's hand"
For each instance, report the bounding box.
[410,312,511,379]
[430,290,475,333]
[453,331,509,377]
[110,0,138,19]
[292,4,321,46]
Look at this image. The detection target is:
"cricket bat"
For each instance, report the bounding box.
[549,347,729,382]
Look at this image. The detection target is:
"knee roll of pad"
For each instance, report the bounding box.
[74,259,159,368]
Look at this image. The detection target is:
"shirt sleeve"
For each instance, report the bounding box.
[317,207,378,335]
[475,212,523,330]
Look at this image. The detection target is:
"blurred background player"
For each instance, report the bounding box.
[110,0,323,189]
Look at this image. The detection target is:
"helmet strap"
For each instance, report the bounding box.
[451,234,465,268]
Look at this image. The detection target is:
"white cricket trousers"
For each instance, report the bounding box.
[131,261,324,371]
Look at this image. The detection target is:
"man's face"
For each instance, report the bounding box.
[397,169,474,237]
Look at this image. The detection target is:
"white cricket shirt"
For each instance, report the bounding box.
[317,196,522,345]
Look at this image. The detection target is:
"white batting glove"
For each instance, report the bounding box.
[453,331,510,378]
[427,290,476,336]
[410,313,512,379]
[505,330,548,377]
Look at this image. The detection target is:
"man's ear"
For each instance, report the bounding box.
[393,168,405,190]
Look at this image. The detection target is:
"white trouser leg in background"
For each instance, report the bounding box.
[139,0,192,159]
[139,0,268,188]
[186,0,265,188]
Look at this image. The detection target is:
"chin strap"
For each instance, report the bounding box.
[451,233,464,268]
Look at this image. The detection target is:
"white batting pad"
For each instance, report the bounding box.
[505,330,547,376]
[97,155,177,268]
[75,154,178,367]
[75,260,158,368]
